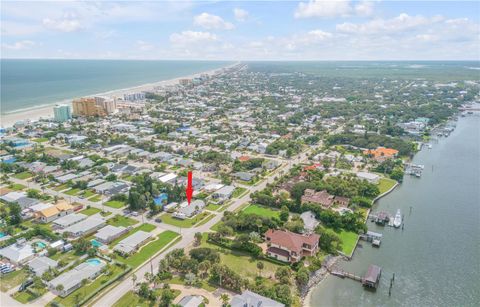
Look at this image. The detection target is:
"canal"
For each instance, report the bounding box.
[309,115,480,306]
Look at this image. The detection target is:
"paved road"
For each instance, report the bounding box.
[2,149,312,307]
[92,150,311,306]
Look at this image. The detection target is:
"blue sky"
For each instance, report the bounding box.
[1,1,479,60]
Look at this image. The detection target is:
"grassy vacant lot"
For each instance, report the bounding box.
[9,183,26,191]
[166,276,216,292]
[80,207,101,216]
[0,269,29,292]
[107,214,138,227]
[113,289,180,307]
[65,188,81,195]
[89,194,102,202]
[200,234,282,281]
[117,231,179,268]
[80,190,96,198]
[53,183,69,191]
[109,223,156,247]
[206,203,222,211]
[50,249,79,262]
[243,204,281,219]
[378,178,397,195]
[337,230,359,256]
[13,171,33,180]
[13,287,47,303]
[232,187,247,198]
[104,200,126,209]
[50,264,125,307]
[33,138,49,143]
[161,212,212,228]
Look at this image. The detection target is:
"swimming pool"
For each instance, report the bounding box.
[86,258,101,266]
[91,239,103,248]
[0,232,5,238]
[36,242,46,249]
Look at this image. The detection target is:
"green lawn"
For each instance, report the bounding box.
[49,250,80,264]
[80,190,96,198]
[242,204,281,219]
[160,212,212,228]
[50,264,125,307]
[210,221,223,232]
[0,269,29,292]
[13,287,47,303]
[199,234,282,281]
[117,231,179,268]
[206,203,222,211]
[8,183,26,191]
[33,138,49,143]
[108,223,156,247]
[53,183,69,191]
[104,200,126,209]
[378,178,397,195]
[232,187,247,198]
[337,230,359,256]
[65,188,81,195]
[107,214,138,227]
[89,194,102,202]
[80,207,101,216]
[13,171,33,179]
[113,289,180,307]
[166,276,217,292]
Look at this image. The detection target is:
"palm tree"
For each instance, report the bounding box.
[132,273,137,288]
[220,293,230,307]
[55,284,64,295]
[257,261,264,277]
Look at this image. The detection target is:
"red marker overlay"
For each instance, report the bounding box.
[185,171,193,205]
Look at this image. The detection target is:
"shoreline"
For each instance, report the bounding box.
[0,62,238,127]
[304,180,400,306]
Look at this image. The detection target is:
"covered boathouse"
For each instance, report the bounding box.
[363,265,382,289]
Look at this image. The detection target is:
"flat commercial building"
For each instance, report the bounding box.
[94,225,128,244]
[62,216,106,237]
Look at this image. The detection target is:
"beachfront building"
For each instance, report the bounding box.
[94,96,117,114]
[48,259,106,297]
[265,229,320,263]
[72,98,106,117]
[53,104,72,122]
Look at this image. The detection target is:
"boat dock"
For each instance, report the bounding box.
[328,264,382,289]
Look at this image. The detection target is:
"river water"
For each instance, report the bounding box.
[309,115,480,306]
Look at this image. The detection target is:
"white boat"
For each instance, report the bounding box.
[428,144,432,149]
[393,209,402,228]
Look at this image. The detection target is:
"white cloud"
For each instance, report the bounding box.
[355,1,375,17]
[136,40,154,51]
[234,8,249,22]
[170,31,218,45]
[42,14,83,32]
[2,40,35,50]
[194,13,234,30]
[295,0,353,18]
[336,14,444,34]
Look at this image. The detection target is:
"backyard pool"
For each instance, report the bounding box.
[0,232,5,238]
[91,239,103,248]
[36,242,47,249]
[86,258,101,266]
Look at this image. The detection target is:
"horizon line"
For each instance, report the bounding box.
[1,58,479,62]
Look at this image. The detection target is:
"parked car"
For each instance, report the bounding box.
[19,279,33,291]
[155,218,162,223]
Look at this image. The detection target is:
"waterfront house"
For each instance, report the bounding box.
[356,172,380,184]
[264,229,320,263]
[363,147,399,162]
[231,290,285,307]
[301,189,334,209]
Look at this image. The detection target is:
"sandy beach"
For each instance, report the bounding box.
[1,62,238,127]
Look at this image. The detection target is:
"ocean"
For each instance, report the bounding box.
[308,115,480,306]
[0,59,231,114]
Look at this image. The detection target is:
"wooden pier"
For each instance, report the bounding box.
[328,265,382,289]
